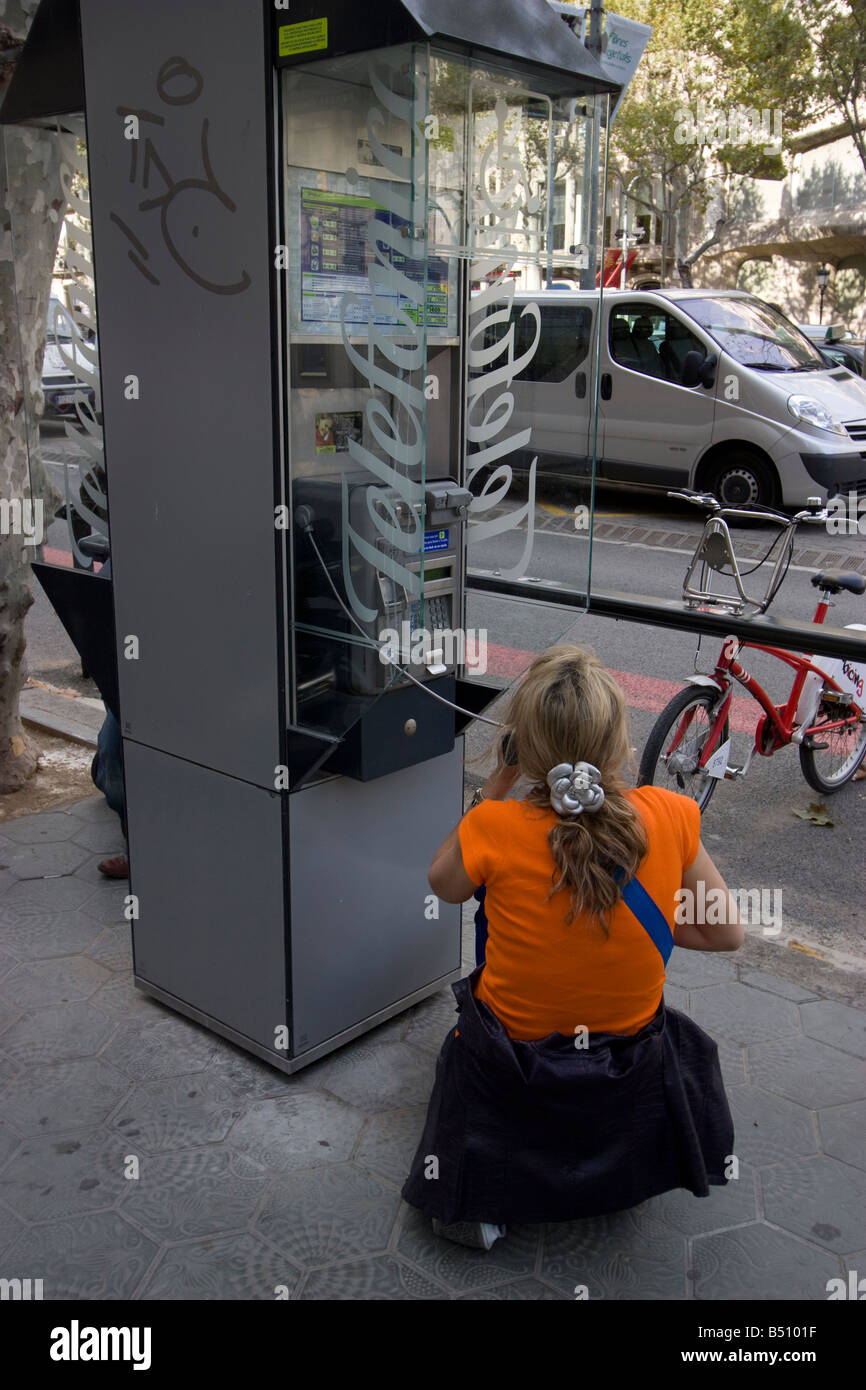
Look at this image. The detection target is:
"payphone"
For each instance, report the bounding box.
[4,0,616,1070]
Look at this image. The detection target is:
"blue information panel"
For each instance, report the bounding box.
[300,187,449,329]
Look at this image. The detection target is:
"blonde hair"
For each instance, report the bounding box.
[501,645,647,930]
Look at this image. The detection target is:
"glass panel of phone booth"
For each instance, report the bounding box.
[282,44,434,744]
[281,48,609,745]
[463,87,608,623]
[3,116,105,572]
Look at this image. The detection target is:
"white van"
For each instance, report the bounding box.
[494,288,866,508]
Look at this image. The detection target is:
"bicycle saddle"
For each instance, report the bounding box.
[812,571,866,595]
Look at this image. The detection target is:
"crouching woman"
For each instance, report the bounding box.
[402,645,743,1248]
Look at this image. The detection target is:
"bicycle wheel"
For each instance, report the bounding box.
[638,686,730,812]
[799,688,866,793]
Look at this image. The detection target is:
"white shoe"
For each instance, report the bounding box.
[431,1219,506,1250]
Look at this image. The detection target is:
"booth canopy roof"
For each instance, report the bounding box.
[1,0,620,125]
[304,0,621,95]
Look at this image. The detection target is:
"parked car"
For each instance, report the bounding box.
[796,323,865,377]
[482,288,866,508]
[41,298,97,421]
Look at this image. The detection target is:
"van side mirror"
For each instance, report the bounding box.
[681,350,703,388]
[700,352,718,389]
[682,349,718,389]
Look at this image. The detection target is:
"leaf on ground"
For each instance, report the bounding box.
[792,801,835,827]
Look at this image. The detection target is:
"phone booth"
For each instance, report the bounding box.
[2,0,616,1070]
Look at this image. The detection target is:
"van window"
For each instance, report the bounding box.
[686,297,825,371]
[481,303,593,382]
[515,304,592,381]
[609,305,704,384]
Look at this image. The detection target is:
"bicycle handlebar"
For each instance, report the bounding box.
[666,489,828,529]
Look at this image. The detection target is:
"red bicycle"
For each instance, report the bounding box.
[638,490,866,810]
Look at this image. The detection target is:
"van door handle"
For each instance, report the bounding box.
[575,371,586,399]
[600,372,612,400]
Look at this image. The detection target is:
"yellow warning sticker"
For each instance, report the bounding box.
[278,19,329,57]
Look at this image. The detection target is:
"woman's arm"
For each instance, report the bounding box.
[428,763,520,903]
[674,840,744,952]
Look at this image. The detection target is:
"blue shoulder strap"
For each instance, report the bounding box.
[614,867,675,964]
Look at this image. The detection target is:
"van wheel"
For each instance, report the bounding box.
[708,453,778,509]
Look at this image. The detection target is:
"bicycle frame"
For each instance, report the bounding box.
[666,593,866,777]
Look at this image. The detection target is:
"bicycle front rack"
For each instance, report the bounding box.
[682,514,792,618]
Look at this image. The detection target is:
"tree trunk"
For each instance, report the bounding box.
[0,1,70,791]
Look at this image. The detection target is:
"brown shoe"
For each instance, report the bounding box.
[854,766,866,782]
[98,854,129,878]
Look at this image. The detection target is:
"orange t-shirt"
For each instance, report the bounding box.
[458,785,700,1041]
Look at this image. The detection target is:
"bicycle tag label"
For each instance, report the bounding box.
[704,738,731,780]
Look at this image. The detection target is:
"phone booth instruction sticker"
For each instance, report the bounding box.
[279,19,328,57]
[424,530,449,553]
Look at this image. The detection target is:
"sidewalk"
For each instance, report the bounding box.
[0,793,864,1300]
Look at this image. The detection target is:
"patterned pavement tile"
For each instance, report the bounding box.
[0,876,94,918]
[3,1211,158,1300]
[299,1254,446,1300]
[256,1162,401,1267]
[739,970,818,1003]
[460,1276,571,1300]
[541,1207,687,1299]
[0,1049,23,1088]
[84,925,133,974]
[205,1043,295,1103]
[91,976,168,1022]
[717,1036,749,1089]
[63,796,114,825]
[2,812,80,845]
[354,1105,427,1189]
[760,1154,866,1253]
[304,1040,437,1113]
[818,1101,866,1173]
[644,1164,759,1236]
[120,1147,268,1241]
[799,1000,866,1060]
[403,990,459,1054]
[0,1117,22,1171]
[692,1222,841,1300]
[663,983,689,1014]
[728,1087,819,1167]
[748,1035,866,1109]
[0,840,91,878]
[665,951,737,989]
[70,821,127,853]
[0,909,101,962]
[104,1016,218,1081]
[111,1074,246,1153]
[397,1204,540,1294]
[2,956,111,1010]
[0,1128,133,1222]
[0,1201,26,1260]
[0,992,20,1036]
[76,881,130,924]
[226,1090,364,1172]
[139,1231,300,1300]
[0,943,18,980]
[689,982,801,1046]
[1,1058,131,1136]
[0,1001,116,1065]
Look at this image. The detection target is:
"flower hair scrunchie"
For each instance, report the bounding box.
[546,762,605,817]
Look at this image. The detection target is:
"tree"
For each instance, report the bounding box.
[602,0,818,285]
[795,0,866,179]
[0,1,70,791]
